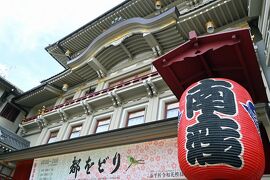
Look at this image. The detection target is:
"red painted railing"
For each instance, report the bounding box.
[22,71,159,124]
[23,115,38,123]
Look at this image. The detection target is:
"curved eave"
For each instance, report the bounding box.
[46,0,247,69]
[41,0,247,92]
[44,18,184,85]
[41,69,70,84]
[68,7,179,68]
[14,85,62,108]
[71,0,247,75]
[47,0,247,71]
[42,69,90,89]
[45,0,179,68]
[0,77,23,95]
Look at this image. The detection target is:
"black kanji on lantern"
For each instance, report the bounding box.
[186,79,236,119]
[69,156,81,178]
[185,79,243,168]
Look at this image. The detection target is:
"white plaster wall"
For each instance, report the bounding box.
[20,56,173,146]
[258,0,270,40]
[35,121,64,145]
[0,112,25,133]
[24,133,40,147]
[262,175,270,180]
[0,116,15,132]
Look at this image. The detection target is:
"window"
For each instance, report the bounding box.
[47,131,58,144]
[165,102,178,119]
[127,110,145,127]
[69,125,82,139]
[95,118,110,133]
[0,103,20,122]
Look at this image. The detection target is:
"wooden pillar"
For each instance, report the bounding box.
[13,159,33,180]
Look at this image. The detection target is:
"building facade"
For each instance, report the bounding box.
[0,0,269,179]
[0,77,30,179]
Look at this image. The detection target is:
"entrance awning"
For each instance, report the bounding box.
[153,29,268,103]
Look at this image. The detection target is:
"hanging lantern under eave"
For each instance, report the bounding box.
[62,83,69,92]
[155,0,162,10]
[206,20,215,33]
[178,78,265,180]
[65,49,71,57]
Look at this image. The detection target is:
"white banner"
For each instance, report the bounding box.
[30,137,184,180]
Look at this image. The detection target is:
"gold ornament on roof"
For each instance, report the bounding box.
[37,109,42,116]
[41,106,46,115]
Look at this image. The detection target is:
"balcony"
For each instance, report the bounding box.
[20,71,167,131]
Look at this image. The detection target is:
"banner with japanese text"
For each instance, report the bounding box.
[30,137,184,180]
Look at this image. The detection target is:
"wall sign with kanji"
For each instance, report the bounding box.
[178,78,265,180]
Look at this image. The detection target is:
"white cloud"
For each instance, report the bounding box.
[0,0,124,91]
[0,64,9,78]
[0,0,124,52]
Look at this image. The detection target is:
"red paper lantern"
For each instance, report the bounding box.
[178,78,265,180]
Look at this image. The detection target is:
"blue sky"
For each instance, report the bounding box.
[0,0,124,91]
